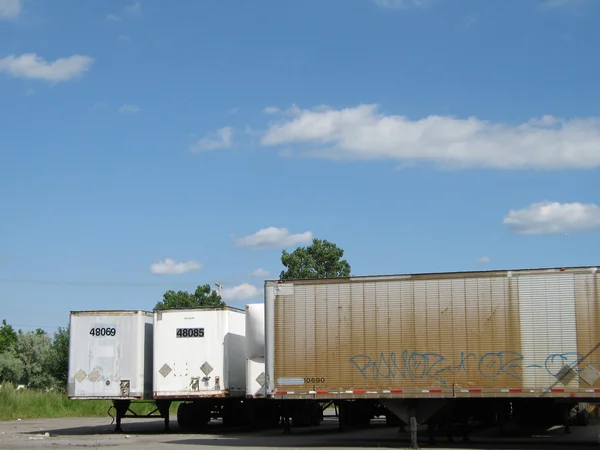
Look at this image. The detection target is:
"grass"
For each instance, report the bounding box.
[0,385,179,421]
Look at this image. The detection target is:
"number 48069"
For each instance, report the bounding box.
[89,327,116,337]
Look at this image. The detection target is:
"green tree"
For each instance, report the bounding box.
[279,238,352,280]
[0,320,17,353]
[46,326,70,391]
[15,329,54,389]
[0,350,24,384]
[155,284,225,310]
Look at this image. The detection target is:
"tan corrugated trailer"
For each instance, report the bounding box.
[264,265,599,445]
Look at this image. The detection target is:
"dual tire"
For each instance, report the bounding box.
[177,402,210,430]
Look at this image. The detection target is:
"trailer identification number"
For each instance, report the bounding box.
[89,327,116,337]
[304,377,325,384]
[176,328,204,338]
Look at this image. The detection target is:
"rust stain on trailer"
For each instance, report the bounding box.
[153,392,229,399]
[274,272,528,393]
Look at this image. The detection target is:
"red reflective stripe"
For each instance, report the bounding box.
[275,391,287,395]
[469,389,482,393]
[551,389,564,393]
[390,389,403,393]
[595,389,600,393]
[353,390,365,394]
[429,389,442,393]
[509,389,522,393]
[316,390,328,394]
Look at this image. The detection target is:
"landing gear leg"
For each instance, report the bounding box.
[156,400,172,432]
[409,407,418,449]
[112,400,130,433]
[282,402,291,434]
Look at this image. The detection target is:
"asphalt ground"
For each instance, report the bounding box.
[1,415,599,449]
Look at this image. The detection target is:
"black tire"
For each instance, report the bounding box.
[310,402,323,426]
[177,403,194,430]
[577,410,590,426]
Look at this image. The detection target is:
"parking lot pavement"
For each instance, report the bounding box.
[0,416,599,449]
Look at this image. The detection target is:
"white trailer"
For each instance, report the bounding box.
[245,303,266,399]
[264,266,600,445]
[67,310,170,431]
[68,310,153,400]
[243,303,281,427]
[152,306,247,428]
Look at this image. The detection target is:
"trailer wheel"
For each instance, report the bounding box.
[177,403,194,430]
[310,402,323,426]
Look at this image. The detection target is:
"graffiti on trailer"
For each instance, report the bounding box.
[349,351,587,385]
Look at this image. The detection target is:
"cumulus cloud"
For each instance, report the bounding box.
[119,104,141,114]
[190,127,233,152]
[259,104,600,170]
[236,227,313,249]
[477,256,491,264]
[107,1,142,21]
[251,268,270,277]
[503,202,600,235]
[123,1,142,16]
[0,0,22,19]
[264,106,280,114]
[221,283,261,302]
[150,258,203,275]
[0,53,94,83]
[372,0,430,9]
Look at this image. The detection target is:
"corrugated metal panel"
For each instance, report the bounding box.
[518,274,578,390]
[270,267,600,399]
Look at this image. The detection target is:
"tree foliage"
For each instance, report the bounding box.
[15,330,54,390]
[155,284,225,310]
[0,350,24,384]
[279,238,351,280]
[0,320,17,353]
[46,327,69,390]
[0,320,70,390]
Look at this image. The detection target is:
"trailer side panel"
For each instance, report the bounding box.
[265,267,600,400]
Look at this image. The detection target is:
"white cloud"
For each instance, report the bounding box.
[0,0,22,20]
[503,202,600,235]
[260,104,600,170]
[190,127,233,152]
[119,104,141,114]
[372,0,429,9]
[107,2,141,22]
[539,0,587,10]
[150,258,203,275]
[0,53,94,83]
[251,268,270,278]
[236,227,313,249]
[477,256,491,264]
[123,1,142,17]
[221,283,261,302]
[264,106,280,114]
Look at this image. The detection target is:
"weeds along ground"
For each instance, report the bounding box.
[0,384,178,420]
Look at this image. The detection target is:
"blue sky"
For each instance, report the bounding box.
[1,0,599,333]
